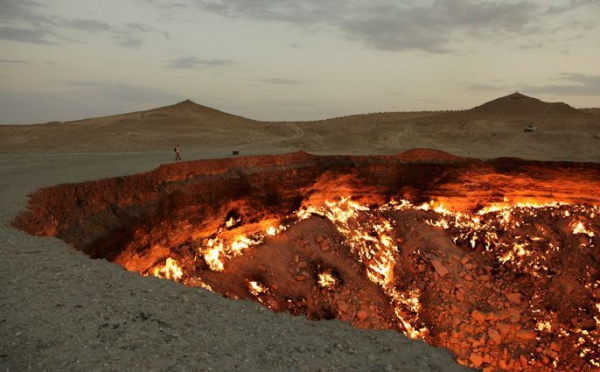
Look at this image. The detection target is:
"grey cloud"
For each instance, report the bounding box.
[114,35,144,48]
[446,0,538,30]
[0,58,28,63]
[63,18,111,32]
[523,73,600,96]
[572,0,600,6]
[142,0,191,22]
[0,0,50,23]
[0,1,168,47]
[144,0,189,9]
[192,0,345,24]
[342,16,449,53]
[126,22,170,40]
[112,23,170,48]
[0,1,61,44]
[546,0,600,14]
[259,78,302,85]
[0,26,56,44]
[167,56,233,69]
[0,1,86,44]
[341,0,540,52]
[191,0,542,53]
[126,23,151,32]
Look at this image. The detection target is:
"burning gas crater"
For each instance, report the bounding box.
[140,198,600,371]
[13,151,600,372]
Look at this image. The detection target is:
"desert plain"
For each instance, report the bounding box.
[1,92,599,371]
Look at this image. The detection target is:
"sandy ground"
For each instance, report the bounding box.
[1,93,597,371]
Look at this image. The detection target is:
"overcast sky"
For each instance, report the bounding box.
[1,0,599,124]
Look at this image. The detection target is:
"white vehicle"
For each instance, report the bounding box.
[523,125,538,132]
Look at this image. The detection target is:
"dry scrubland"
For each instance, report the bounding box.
[1,92,599,162]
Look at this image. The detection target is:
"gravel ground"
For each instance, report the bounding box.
[0,150,472,372]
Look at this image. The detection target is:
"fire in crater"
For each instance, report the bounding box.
[12,150,600,371]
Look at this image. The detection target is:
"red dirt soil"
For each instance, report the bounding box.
[12,150,600,371]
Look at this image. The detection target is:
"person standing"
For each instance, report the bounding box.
[174,144,182,161]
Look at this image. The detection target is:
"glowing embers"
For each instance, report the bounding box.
[200,220,288,272]
[152,257,184,282]
[422,201,599,276]
[419,201,600,369]
[203,239,225,272]
[297,197,398,289]
[317,269,338,289]
[247,280,268,297]
[297,198,427,338]
[573,221,595,238]
[143,196,600,370]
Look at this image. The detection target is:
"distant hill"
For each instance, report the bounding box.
[0,94,597,163]
[66,99,251,124]
[466,92,585,118]
[0,99,266,152]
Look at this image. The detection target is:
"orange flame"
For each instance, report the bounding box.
[317,271,337,288]
[152,257,183,282]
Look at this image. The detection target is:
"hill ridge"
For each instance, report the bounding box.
[467,92,584,118]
